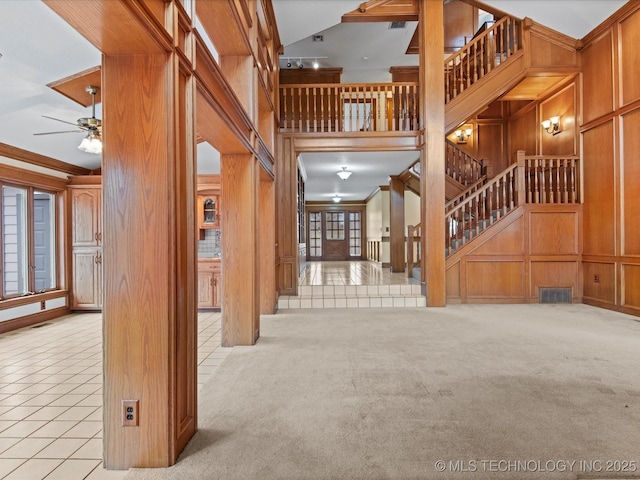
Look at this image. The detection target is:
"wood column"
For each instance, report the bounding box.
[260,168,276,313]
[102,53,197,469]
[419,0,446,306]
[221,154,260,346]
[389,175,406,272]
[276,134,299,296]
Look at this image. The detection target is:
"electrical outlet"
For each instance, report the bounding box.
[122,400,139,427]
[594,274,600,283]
[40,300,46,310]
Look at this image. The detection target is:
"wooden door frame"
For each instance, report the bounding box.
[304,203,366,261]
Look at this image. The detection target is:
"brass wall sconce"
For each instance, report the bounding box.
[541,116,561,135]
[455,128,472,144]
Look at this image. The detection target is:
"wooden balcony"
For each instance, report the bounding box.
[279,82,419,133]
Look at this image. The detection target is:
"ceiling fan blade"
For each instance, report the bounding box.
[41,115,79,127]
[34,130,84,136]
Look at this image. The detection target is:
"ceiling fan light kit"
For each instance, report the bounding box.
[35,84,102,154]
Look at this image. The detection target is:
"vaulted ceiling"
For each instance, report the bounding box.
[0,0,629,199]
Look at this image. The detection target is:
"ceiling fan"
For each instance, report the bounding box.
[34,85,102,154]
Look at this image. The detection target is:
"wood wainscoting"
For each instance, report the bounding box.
[446,204,582,303]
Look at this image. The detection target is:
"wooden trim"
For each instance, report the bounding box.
[0,163,69,191]
[0,290,69,310]
[0,306,71,335]
[68,175,102,186]
[0,142,91,176]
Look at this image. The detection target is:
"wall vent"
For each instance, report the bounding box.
[389,21,407,29]
[539,287,572,304]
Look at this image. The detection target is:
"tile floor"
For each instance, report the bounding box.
[0,311,229,480]
[279,260,425,309]
[299,260,419,286]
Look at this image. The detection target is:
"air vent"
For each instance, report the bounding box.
[389,21,407,29]
[312,35,324,42]
[539,288,572,304]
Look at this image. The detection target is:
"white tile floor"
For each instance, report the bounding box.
[279,260,425,309]
[0,311,229,480]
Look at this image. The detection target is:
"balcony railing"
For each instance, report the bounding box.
[279,82,419,133]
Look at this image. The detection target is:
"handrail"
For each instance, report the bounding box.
[445,15,522,104]
[446,139,486,186]
[445,162,518,255]
[445,175,488,212]
[279,82,419,133]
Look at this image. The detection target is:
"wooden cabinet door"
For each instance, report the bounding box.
[197,271,214,308]
[212,271,222,308]
[72,249,102,309]
[71,187,101,247]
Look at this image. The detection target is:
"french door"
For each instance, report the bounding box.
[307,210,362,261]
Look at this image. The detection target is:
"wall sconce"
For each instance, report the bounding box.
[337,166,352,180]
[454,128,472,144]
[332,195,341,203]
[541,116,561,135]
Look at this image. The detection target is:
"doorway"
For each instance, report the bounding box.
[307,208,363,261]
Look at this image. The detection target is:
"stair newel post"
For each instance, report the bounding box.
[516,150,526,206]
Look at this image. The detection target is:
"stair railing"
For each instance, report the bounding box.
[445,175,488,212]
[445,15,522,104]
[446,163,518,256]
[446,139,486,186]
[445,151,581,256]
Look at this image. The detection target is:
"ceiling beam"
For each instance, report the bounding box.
[342,0,418,23]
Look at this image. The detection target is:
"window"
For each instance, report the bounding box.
[349,211,361,257]
[325,212,345,240]
[308,212,322,258]
[1,183,58,299]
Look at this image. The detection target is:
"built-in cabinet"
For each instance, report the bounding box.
[69,179,102,310]
[197,194,220,229]
[197,259,221,309]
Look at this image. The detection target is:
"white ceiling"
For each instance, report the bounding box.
[0,0,629,199]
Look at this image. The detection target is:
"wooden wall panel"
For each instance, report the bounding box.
[529,34,577,67]
[477,122,506,175]
[582,121,616,256]
[510,108,537,157]
[529,211,579,255]
[445,262,460,299]
[472,216,524,255]
[530,261,579,298]
[582,31,614,124]
[583,262,616,304]
[622,107,640,255]
[622,264,640,309]
[620,9,640,107]
[540,84,576,156]
[443,0,476,54]
[466,261,524,299]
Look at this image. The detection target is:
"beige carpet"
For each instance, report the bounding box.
[125,304,640,479]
